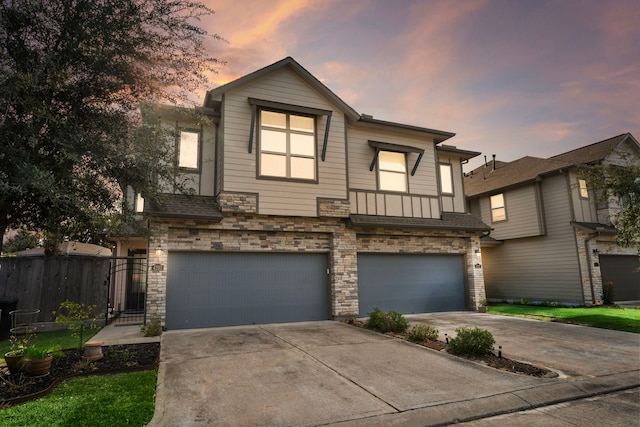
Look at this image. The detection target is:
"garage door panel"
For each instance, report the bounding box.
[358,254,466,316]
[167,252,329,329]
[600,255,640,301]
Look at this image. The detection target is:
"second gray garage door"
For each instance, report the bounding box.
[358,253,466,316]
[600,255,640,301]
[166,252,329,329]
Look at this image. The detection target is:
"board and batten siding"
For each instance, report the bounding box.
[478,184,543,240]
[569,170,598,223]
[439,157,466,213]
[347,126,439,218]
[482,174,583,303]
[220,68,347,217]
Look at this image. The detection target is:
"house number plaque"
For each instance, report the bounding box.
[151,264,164,272]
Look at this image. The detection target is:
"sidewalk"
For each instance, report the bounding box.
[90,322,161,346]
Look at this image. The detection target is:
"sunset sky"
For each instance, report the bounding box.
[198,0,639,170]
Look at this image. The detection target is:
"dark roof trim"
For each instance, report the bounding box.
[358,115,455,143]
[437,145,481,160]
[350,213,491,232]
[368,140,425,176]
[571,221,617,235]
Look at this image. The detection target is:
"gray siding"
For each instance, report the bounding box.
[482,174,583,303]
[569,170,597,223]
[347,126,439,218]
[221,67,347,217]
[479,184,543,240]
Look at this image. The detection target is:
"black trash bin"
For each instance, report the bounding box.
[0,299,18,340]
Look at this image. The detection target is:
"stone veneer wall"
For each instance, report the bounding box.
[145,214,486,324]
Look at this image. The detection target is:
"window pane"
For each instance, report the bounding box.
[290,133,315,156]
[135,193,144,213]
[379,151,406,172]
[261,111,286,129]
[179,131,199,168]
[490,193,504,209]
[291,157,315,179]
[440,164,453,194]
[492,207,506,222]
[260,153,286,177]
[579,179,589,198]
[379,171,407,192]
[290,115,314,132]
[261,129,287,153]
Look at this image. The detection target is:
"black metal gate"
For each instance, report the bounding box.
[106,251,148,325]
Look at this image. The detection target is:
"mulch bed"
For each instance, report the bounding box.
[348,320,556,378]
[0,343,160,407]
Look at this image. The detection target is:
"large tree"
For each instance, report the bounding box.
[580,158,640,255]
[0,0,223,253]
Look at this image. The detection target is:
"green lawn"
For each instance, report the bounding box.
[488,304,640,333]
[0,328,102,362]
[0,370,156,427]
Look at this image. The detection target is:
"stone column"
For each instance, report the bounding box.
[330,226,359,319]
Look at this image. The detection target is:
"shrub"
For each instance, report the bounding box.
[140,318,163,337]
[603,281,615,305]
[365,308,409,333]
[519,298,530,305]
[407,324,439,342]
[449,327,495,356]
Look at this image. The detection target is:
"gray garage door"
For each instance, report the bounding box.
[600,255,640,301]
[358,254,466,317]
[166,252,329,329]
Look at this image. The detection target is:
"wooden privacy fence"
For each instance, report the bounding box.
[0,255,110,323]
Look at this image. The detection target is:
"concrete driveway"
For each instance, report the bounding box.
[148,313,640,426]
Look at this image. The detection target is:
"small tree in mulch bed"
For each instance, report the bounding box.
[53,301,101,349]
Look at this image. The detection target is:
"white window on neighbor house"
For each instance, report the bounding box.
[178,130,200,169]
[579,179,589,199]
[490,193,506,222]
[135,193,144,213]
[259,110,316,180]
[378,151,407,192]
[439,163,453,194]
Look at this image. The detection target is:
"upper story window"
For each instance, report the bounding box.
[178,130,200,170]
[135,193,145,213]
[439,163,453,194]
[378,151,407,192]
[259,110,316,180]
[578,179,589,199]
[490,193,506,222]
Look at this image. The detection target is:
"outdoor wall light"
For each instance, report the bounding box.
[155,245,163,256]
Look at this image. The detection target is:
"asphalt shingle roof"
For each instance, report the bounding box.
[145,194,223,221]
[465,133,634,198]
[350,212,490,231]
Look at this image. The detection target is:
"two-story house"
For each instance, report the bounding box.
[117,57,490,329]
[465,133,640,305]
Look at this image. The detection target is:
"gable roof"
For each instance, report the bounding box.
[549,133,635,165]
[465,133,637,197]
[204,57,360,121]
[203,56,456,143]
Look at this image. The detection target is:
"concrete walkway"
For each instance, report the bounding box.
[90,322,161,346]
[145,314,639,426]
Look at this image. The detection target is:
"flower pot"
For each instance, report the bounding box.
[83,340,104,361]
[4,352,24,374]
[24,355,53,377]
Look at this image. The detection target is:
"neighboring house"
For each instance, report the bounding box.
[118,57,490,329]
[465,133,640,305]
